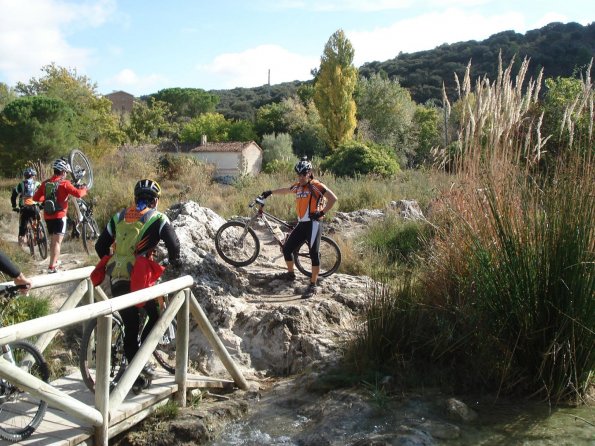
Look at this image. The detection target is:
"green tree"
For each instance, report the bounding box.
[150,87,219,118]
[15,63,123,150]
[125,98,177,144]
[228,120,257,141]
[260,133,295,171]
[320,140,399,177]
[282,96,327,158]
[0,82,18,112]
[410,105,441,167]
[180,112,230,143]
[254,102,290,138]
[0,96,77,174]
[313,29,358,150]
[541,76,592,158]
[355,73,416,160]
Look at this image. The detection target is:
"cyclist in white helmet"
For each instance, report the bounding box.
[260,156,337,298]
[33,158,88,273]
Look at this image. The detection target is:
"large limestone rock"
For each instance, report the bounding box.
[160,201,371,379]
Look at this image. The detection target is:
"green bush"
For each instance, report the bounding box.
[320,140,400,177]
[362,217,432,263]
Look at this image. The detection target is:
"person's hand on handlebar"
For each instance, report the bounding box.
[13,272,32,294]
[261,190,272,199]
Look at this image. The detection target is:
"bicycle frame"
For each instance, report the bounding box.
[243,199,294,245]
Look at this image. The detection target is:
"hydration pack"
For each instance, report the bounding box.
[43,180,63,215]
[106,208,162,281]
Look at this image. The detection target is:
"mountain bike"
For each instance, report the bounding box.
[0,285,50,442]
[70,197,101,255]
[67,149,99,254]
[22,206,48,260]
[215,195,341,278]
[78,294,177,393]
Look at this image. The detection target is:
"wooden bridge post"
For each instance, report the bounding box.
[94,314,112,446]
[86,277,94,305]
[34,278,88,354]
[189,291,249,390]
[175,288,190,406]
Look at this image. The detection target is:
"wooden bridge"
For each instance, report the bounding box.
[0,267,248,445]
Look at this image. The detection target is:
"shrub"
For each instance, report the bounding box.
[320,140,400,177]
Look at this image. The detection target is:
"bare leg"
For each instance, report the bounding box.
[311,265,319,285]
[49,234,64,268]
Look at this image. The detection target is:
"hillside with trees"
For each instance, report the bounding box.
[210,22,595,116]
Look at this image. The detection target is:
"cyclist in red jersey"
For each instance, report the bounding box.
[261,157,337,298]
[33,158,88,273]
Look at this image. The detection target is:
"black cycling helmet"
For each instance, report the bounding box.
[23,167,37,178]
[294,156,312,175]
[134,179,162,200]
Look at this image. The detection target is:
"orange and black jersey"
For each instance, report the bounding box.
[95,206,180,262]
[289,179,327,221]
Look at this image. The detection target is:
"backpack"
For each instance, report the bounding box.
[43,180,63,215]
[106,208,163,281]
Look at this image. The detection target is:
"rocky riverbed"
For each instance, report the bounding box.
[105,201,594,446]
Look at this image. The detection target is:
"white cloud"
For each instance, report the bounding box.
[200,45,318,89]
[106,68,167,94]
[270,0,492,11]
[0,0,115,85]
[348,8,526,65]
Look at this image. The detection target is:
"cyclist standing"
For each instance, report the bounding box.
[261,156,337,298]
[11,167,41,248]
[33,158,88,273]
[94,179,180,392]
[0,250,32,293]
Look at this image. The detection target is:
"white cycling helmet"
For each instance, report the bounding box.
[294,156,312,175]
[52,158,72,173]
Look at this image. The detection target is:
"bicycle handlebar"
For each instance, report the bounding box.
[0,284,28,298]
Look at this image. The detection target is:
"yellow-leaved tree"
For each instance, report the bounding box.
[313,29,357,151]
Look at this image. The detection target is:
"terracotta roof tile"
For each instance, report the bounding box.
[190,141,261,153]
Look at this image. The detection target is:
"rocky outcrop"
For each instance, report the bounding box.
[161,201,372,379]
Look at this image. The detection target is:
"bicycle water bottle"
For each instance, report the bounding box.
[272,225,284,243]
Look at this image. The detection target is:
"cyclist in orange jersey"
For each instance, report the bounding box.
[261,157,337,298]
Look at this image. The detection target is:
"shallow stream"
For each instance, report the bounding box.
[208,381,594,446]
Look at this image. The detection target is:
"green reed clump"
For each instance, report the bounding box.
[462,160,594,402]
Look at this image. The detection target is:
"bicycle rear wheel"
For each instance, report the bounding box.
[68,149,93,189]
[79,314,127,393]
[0,341,49,442]
[26,225,34,257]
[36,220,48,260]
[215,221,260,267]
[81,217,100,255]
[293,235,342,278]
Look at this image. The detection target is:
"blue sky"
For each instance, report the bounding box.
[0,0,592,97]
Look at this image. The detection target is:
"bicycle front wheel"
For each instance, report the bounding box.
[293,235,342,278]
[81,217,100,255]
[36,220,48,260]
[153,318,177,374]
[215,221,260,267]
[68,149,93,189]
[79,314,127,393]
[0,341,49,442]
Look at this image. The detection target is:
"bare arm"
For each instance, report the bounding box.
[321,188,337,214]
[270,186,293,195]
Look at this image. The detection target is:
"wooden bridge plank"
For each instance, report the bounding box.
[0,371,236,445]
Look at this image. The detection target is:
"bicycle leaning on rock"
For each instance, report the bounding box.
[215,195,342,278]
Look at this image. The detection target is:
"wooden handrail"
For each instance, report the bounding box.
[0,275,194,344]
